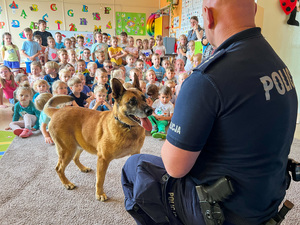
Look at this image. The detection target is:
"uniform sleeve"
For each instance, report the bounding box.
[167,73,222,152]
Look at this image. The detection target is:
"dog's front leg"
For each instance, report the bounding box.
[96,154,110,201]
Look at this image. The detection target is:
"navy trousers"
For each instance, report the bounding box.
[121,154,205,225]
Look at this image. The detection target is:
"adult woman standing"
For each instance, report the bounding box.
[187,16,204,42]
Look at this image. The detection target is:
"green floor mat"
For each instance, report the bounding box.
[0,131,15,159]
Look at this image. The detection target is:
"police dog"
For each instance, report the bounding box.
[44,75,153,201]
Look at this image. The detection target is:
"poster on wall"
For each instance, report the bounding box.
[115,12,146,36]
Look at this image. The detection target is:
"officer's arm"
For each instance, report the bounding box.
[161,140,200,178]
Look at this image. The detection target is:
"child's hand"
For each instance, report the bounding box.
[31,128,37,131]
[5,127,11,130]
[45,136,54,144]
[146,98,153,106]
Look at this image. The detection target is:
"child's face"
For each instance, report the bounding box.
[178,75,187,84]
[88,64,97,74]
[152,56,160,66]
[34,38,42,46]
[71,38,76,47]
[38,22,46,31]
[176,61,185,71]
[166,70,175,80]
[48,39,55,48]
[136,62,144,71]
[25,31,33,41]
[31,65,42,76]
[128,38,134,47]
[96,34,103,43]
[77,39,84,46]
[45,66,56,75]
[162,61,171,69]
[59,52,68,61]
[19,76,29,83]
[136,40,142,47]
[112,39,118,47]
[146,71,156,82]
[104,63,113,73]
[0,67,12,80]
[180,37,186,45]
[96,53,105,62]
[193,58,201,67]
[65,40,71,48]
[60,73,71,83]
[140,83,146,94]
[155,38,161,46]
[78,75,86,85]
[102,35,108,43]
[83,50,91,59]
[95,91,107,103]
[188,43,195,50]
[71,83,83,93]
[36,83,48,93]
[55,34,62,43]
[96,72,108,84]
[56,83,68,95]
[139,55,146,62]
[120,35,127,43]
[167,84,176,94]
[67,66,75,75]
[142,41,148,49]
[77,62,86,72]
[159,94,171,104]
[18,90,31,105]
[126,57,135,66]
[149,39,155,48]
[69,51,76,60]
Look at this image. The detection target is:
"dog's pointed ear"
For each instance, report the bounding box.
[132,73,142,92]
[112,78,126,101]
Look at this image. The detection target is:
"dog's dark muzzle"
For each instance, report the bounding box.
[144,106,153,116]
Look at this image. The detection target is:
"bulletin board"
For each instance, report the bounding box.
[115,12,146,36]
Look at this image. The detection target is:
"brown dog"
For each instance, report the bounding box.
[44,75,153,201]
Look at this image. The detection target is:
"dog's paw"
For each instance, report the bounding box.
[96,193,108,202]
[64,183,76,190]
[81,167,92,173]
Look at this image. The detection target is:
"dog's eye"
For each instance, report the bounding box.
[129,97,137,105]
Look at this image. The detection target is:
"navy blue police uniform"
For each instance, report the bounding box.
[121,27,298,225]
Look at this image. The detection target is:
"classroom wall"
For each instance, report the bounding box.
[0,0,159,60]
[257,0,300,115]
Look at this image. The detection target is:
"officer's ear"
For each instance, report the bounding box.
[203,7,214,29]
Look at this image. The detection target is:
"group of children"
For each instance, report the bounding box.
[0,21,205,141]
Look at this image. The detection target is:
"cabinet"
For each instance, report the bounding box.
[154,15,169,38]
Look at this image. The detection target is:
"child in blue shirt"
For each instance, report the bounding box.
[20,28,41,74]
[89,85,112,111]
[9,83,40,138]
[149,53,165,82]
[91,68,112,105]
[43,61,60,91]
[55,32,65,49]
[91,31,108,61]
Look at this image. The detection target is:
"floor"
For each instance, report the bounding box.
[1,99,300,139]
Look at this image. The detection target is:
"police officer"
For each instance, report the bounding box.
[121,0,298,224]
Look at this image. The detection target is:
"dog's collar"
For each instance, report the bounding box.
[114,116,135,130]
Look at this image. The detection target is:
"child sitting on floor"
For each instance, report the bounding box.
[89,85,112,111]
[148,86,174,139]
[9,82,40,138]
[68,76,91,107]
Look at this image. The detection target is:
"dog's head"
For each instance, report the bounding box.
[112,74,153,131]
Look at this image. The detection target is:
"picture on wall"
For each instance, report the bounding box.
[115,12,146,36]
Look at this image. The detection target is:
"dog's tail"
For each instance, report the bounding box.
[44,95,74,118]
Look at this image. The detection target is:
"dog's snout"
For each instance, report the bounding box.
[145,106,153,116]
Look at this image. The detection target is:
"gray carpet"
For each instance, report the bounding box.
[0,132,299,224]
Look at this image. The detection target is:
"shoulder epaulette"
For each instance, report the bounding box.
[194,49,226,73]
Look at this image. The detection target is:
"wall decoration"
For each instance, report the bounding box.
[42,13,48,22]
[0,6,2,14]
[116,12,146,36]
[173,16,179,28]
[67,9,74,17]
[0,22,5,29]
[80,18,87,25]
[9,1,18,9]
[55,20,63,30]
[93,12,101,20]
[29,4,38,11]
[19,31,26,39]
[82,5,88,12]
[30,21,38,29]
[146,14,156,37]
[69,23,77,31]
[21,9,27,19]
[11,20,20,28]
[106,21,112,29]
[50,4,57,11]
[104,7,111,14]
[94,25,102,32]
